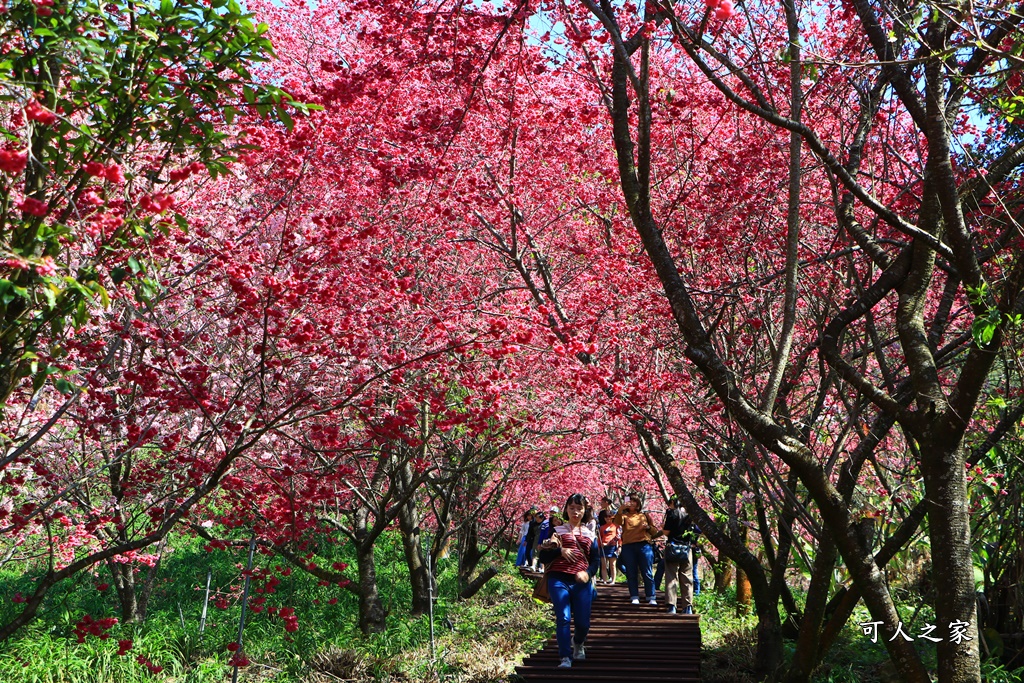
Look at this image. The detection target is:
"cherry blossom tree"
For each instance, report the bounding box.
[537,0,1024,680]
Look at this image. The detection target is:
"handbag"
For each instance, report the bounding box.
[533,527,592,600]
[532,574,550,602]
[665,540,690,563]
[532,536,557,606]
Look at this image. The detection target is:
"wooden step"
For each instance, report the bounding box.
[515,577,702,682]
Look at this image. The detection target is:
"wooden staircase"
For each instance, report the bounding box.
[514,570,701,682]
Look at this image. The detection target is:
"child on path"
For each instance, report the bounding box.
[598,509,620,585]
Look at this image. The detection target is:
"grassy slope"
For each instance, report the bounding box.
[0,533,551,683]
[2,537,1020,682]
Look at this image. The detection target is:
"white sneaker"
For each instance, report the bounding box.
[572,642,586,661]
[648,597,657,605]
[630,597,640,605]
[558,657,572,668]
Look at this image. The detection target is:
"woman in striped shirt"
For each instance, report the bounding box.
[537,493,601,669]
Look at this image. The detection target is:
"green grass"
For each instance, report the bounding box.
[0,534,550,683]
[693,586,1023,683]
[4,546,1021,682]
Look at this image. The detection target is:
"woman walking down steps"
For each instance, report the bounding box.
[537,493,600,669]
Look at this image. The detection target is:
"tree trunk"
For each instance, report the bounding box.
[459,566,498,600]
[736,524,752,614]
[397,495,431,617]
[710,552,733,592]
[638,427,782,674]
[736,566,752,611]
[136,558,162,622]
[753,590,784,679]
[922,438,981,683]
[457,520,486,595]
[108,560,141,623]
[785,538,837,682]
[106,528,166,624]
[355,541,386,635]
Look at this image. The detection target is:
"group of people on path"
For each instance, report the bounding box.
[515,505,563,571]
[517,492,701,668]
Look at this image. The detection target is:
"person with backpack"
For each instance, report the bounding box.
[537,493,600,669]
[613,494,659,605]
[661,497,698,614]
[530,509,554,570]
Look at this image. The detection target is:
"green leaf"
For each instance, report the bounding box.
[73,300,88,327]
[173,213,190,233]
[277,105,294,131]
[971,316,997,346]
[53,378,76,395]
[32,365,48,393]
[93,283,110,308]
[110,267,128,285]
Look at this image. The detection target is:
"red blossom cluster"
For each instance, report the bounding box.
[73,614,118,643]
[168,161,205,182]
[82,161,126,184]
[704,0,736,19]
[0,148,27,174]
[137,192,175,214]
[227,652,251,667]
[16,196,48,217]
[24,99,57,124]
[136,655,163,674]
[276,606,299,632]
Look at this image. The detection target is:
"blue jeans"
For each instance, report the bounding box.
[693,551,701,595]
[547,572,595,658]
[621,542,654,600]
[515,540,527,566]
